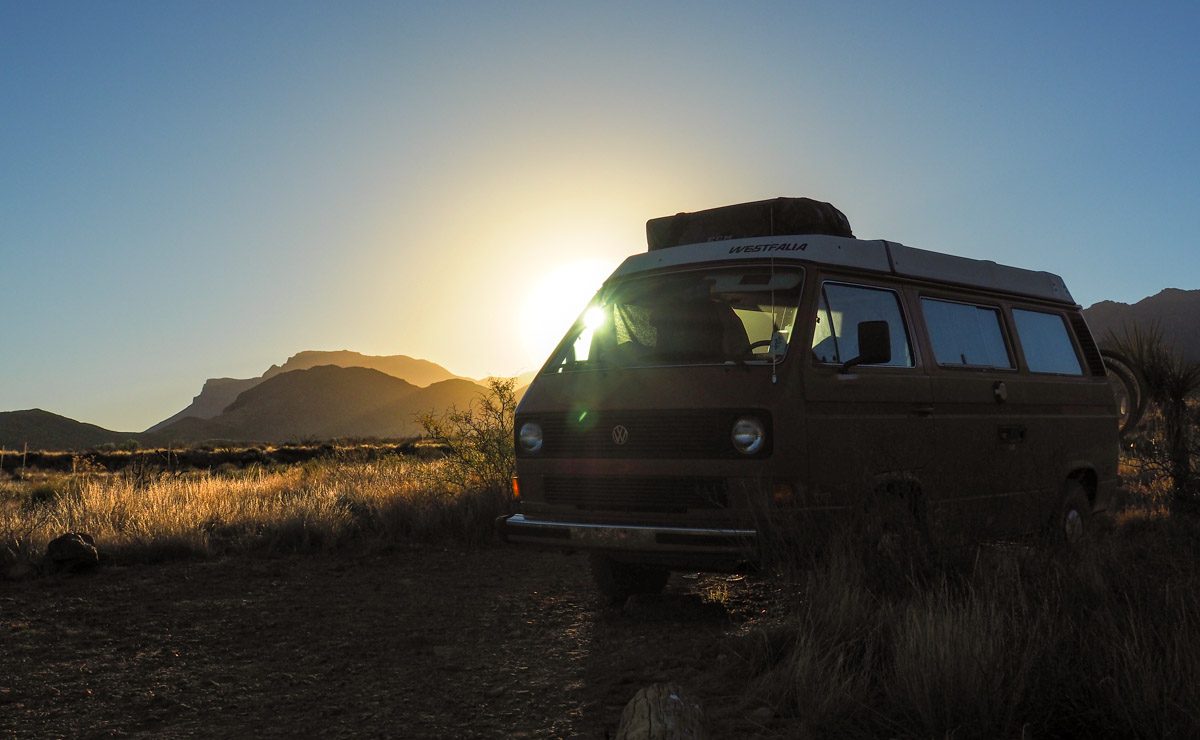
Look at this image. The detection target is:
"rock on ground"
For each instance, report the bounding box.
[615,683,706,740]
[43,532,99,573]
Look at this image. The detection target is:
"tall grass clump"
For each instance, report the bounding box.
[742,542,889,735]
[737,515,1200,738]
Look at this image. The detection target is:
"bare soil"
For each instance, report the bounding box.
[1,547,789,738]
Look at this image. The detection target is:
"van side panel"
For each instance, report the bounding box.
[911,289,1119,536]
[1005,306,1120,517]
[802,273,935,510]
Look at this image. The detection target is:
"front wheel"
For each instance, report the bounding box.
[588,554,670,604]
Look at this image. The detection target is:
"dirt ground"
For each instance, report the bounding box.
[0,546,792,738]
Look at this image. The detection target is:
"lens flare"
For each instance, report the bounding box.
[584,306,606,331]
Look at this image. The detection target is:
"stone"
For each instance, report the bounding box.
[615,683,705,740]
[43,532,99,573]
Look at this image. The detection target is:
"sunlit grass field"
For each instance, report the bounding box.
[1,452,507,570]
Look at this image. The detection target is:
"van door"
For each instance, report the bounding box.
[803,280,935,516]
[1006,306,1111,530]
[917,295,1026,536]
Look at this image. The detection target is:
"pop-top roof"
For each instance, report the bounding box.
[611,234,1075,306]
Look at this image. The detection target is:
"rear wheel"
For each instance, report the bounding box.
[1053,482,1092,547]
[588,553,670,604]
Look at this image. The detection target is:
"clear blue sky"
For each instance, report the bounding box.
[1,1,1197,431]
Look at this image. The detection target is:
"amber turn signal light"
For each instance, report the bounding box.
[511,476,521,502]
[772,482,794,506]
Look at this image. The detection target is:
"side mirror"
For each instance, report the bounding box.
[840,320,891,372]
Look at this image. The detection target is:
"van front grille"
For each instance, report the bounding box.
[517,409,771,459]
[543,476,729,513]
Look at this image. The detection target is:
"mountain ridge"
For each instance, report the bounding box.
[146,366,489,444]
[0,409,134,451]
[146,350,468,433]
[2,349,525,449]
[1082,288,1200,362]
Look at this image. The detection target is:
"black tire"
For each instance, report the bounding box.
[863,483,933,553]
[858,486,934,590]
[588,553,670,604]
[1053,482,1092,547]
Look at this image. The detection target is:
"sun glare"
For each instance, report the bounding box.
[519,259,614,362]
[584,306,606,331]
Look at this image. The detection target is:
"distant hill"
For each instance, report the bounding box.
[0,409,133,451]
[147,350,466,433]
[262,350,466,385]
[146,366,490,444]
[3,346,531,450]
[147,377,262,433]
[1083,288,1200,363]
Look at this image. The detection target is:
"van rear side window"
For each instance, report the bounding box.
[1013,309,1084,375]
[921,298,1013,369]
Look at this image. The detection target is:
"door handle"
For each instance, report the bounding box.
[998,425,1027,443]
[911,405,934,417]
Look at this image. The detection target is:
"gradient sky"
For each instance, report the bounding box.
[1,1,1197,431]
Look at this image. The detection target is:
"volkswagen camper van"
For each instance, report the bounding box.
[499,198,1122,600]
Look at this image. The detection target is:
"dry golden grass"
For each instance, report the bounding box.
[1,453,508,570]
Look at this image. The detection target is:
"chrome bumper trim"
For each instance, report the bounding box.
[500,514,757,553]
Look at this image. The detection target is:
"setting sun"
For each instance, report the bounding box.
[519,259,615,363]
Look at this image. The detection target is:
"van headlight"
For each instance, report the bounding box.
[731,416,766,455]
[518,422,544,453]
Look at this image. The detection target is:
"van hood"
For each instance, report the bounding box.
[517,363,799,417]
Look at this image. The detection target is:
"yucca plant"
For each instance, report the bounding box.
[1107,324,1200,512]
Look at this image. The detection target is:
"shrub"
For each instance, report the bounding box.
[417,377,516,494]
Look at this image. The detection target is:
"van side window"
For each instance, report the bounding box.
[920,298,1014,369]
[1013,309,1084,375]
[812,283,914,367]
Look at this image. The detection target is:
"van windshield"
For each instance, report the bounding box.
[545,266,804,372]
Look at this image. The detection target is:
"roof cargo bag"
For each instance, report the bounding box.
[645,197,854,251]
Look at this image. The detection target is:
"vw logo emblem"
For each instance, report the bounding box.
[611,425,629,445]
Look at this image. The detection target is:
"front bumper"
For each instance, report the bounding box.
[497,513,757,558]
